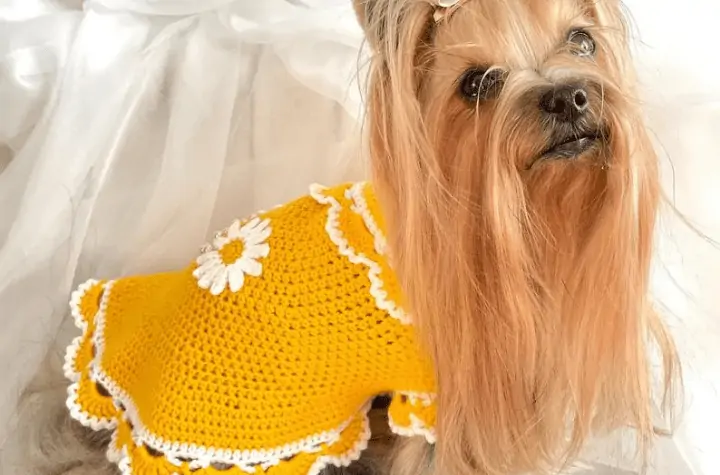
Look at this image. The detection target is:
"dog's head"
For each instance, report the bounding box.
[354,0,679,473]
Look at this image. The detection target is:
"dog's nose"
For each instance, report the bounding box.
[539,85,589,122]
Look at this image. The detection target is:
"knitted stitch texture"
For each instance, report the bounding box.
[64,182,437,475]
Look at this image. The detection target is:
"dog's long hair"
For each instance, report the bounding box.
[354,0,679,474]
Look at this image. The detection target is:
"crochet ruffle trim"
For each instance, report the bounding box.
[345,182,387,255]
[309,182,410,325]
[310,183,436,442]
[64,279,375,475]
[63,184,436,475]
[387,392,437,444]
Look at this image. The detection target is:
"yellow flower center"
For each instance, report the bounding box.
[219,239,245,265]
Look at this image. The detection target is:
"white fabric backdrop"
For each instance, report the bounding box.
[627,2,720,475]
[0,1,717,474]
[0,0,367,453]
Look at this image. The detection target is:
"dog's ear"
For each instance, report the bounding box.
[352,0,371,29]
[352,0,383,47]
[352,0,377,32]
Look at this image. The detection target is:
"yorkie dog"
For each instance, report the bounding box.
[353,0,679,473]
[5,1,679,475]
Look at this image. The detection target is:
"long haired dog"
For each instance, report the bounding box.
[5,1,678,475]
[354,0,678,474]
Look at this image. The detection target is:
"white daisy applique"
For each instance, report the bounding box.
[193,217,271,295]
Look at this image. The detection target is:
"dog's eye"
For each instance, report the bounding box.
[568,29,595,57]
[458,68,506,102]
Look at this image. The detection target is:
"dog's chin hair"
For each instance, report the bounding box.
[356,0,680,475]
[8,2,680,475]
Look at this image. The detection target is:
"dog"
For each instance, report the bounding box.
[3,1,679,475]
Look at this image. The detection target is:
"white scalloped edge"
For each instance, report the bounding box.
[108,405,373,475]
[65,382,117,431]
[106,420,123,463]
[387,391,437,445]
[346,182,387,255]
[69,278,100,329]
[388,413,436,445]
[63,336,85,382]
[398,391,436,407]
[307,402,372,475]
[117,447,132,475]
[65,278,375,474]
[64,278,117,431]
[310,183,411,325]
[63,278,101,382]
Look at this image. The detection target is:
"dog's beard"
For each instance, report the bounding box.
[394,81,663,471]
[380,96,676,475]
[360,0,680,474]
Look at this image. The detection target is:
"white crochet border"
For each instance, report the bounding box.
[314,183,438,443]
[310,183,411,325]
[346,182,387,255]
[63,278,375,474]
[387,391,437,444]
[63,278,100,383]
[387,413,437,445]
[109,405,373,475]
[397,391,436,408]
[64,279,117,432]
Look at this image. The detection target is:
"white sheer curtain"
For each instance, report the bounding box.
[626,2,720,475]
[0,0,367,449]
[0,1,718,475]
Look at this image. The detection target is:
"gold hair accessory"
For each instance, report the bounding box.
[434,0,461,23]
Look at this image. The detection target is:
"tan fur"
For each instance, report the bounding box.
[6,2,680,475]
[354,0,680,474]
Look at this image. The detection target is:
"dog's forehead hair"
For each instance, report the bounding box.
[434,0,591,69]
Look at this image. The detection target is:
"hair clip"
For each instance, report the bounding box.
[434,0,461,23]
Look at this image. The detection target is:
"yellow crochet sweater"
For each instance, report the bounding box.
[64,182,437,475]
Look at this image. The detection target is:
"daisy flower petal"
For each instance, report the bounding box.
[253,218,271,233]
[243,243,270,259]
[228,267,245,292]
[237,258,262,277]
[210,270,228,296]
[240,218,261,236]
[227,219,242,236]
[195,217,272,294]
[212,235,230,250]
[197,268,215,289]
[196,251,221,267]
[245,227,271,246]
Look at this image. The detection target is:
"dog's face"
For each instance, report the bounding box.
[357,1,677,474]
[414,0,657,299]
[428,0,621,169]
[359,0,656,266]
[416,0,647,274]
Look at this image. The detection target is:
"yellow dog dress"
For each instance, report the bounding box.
[64,182,437,475]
